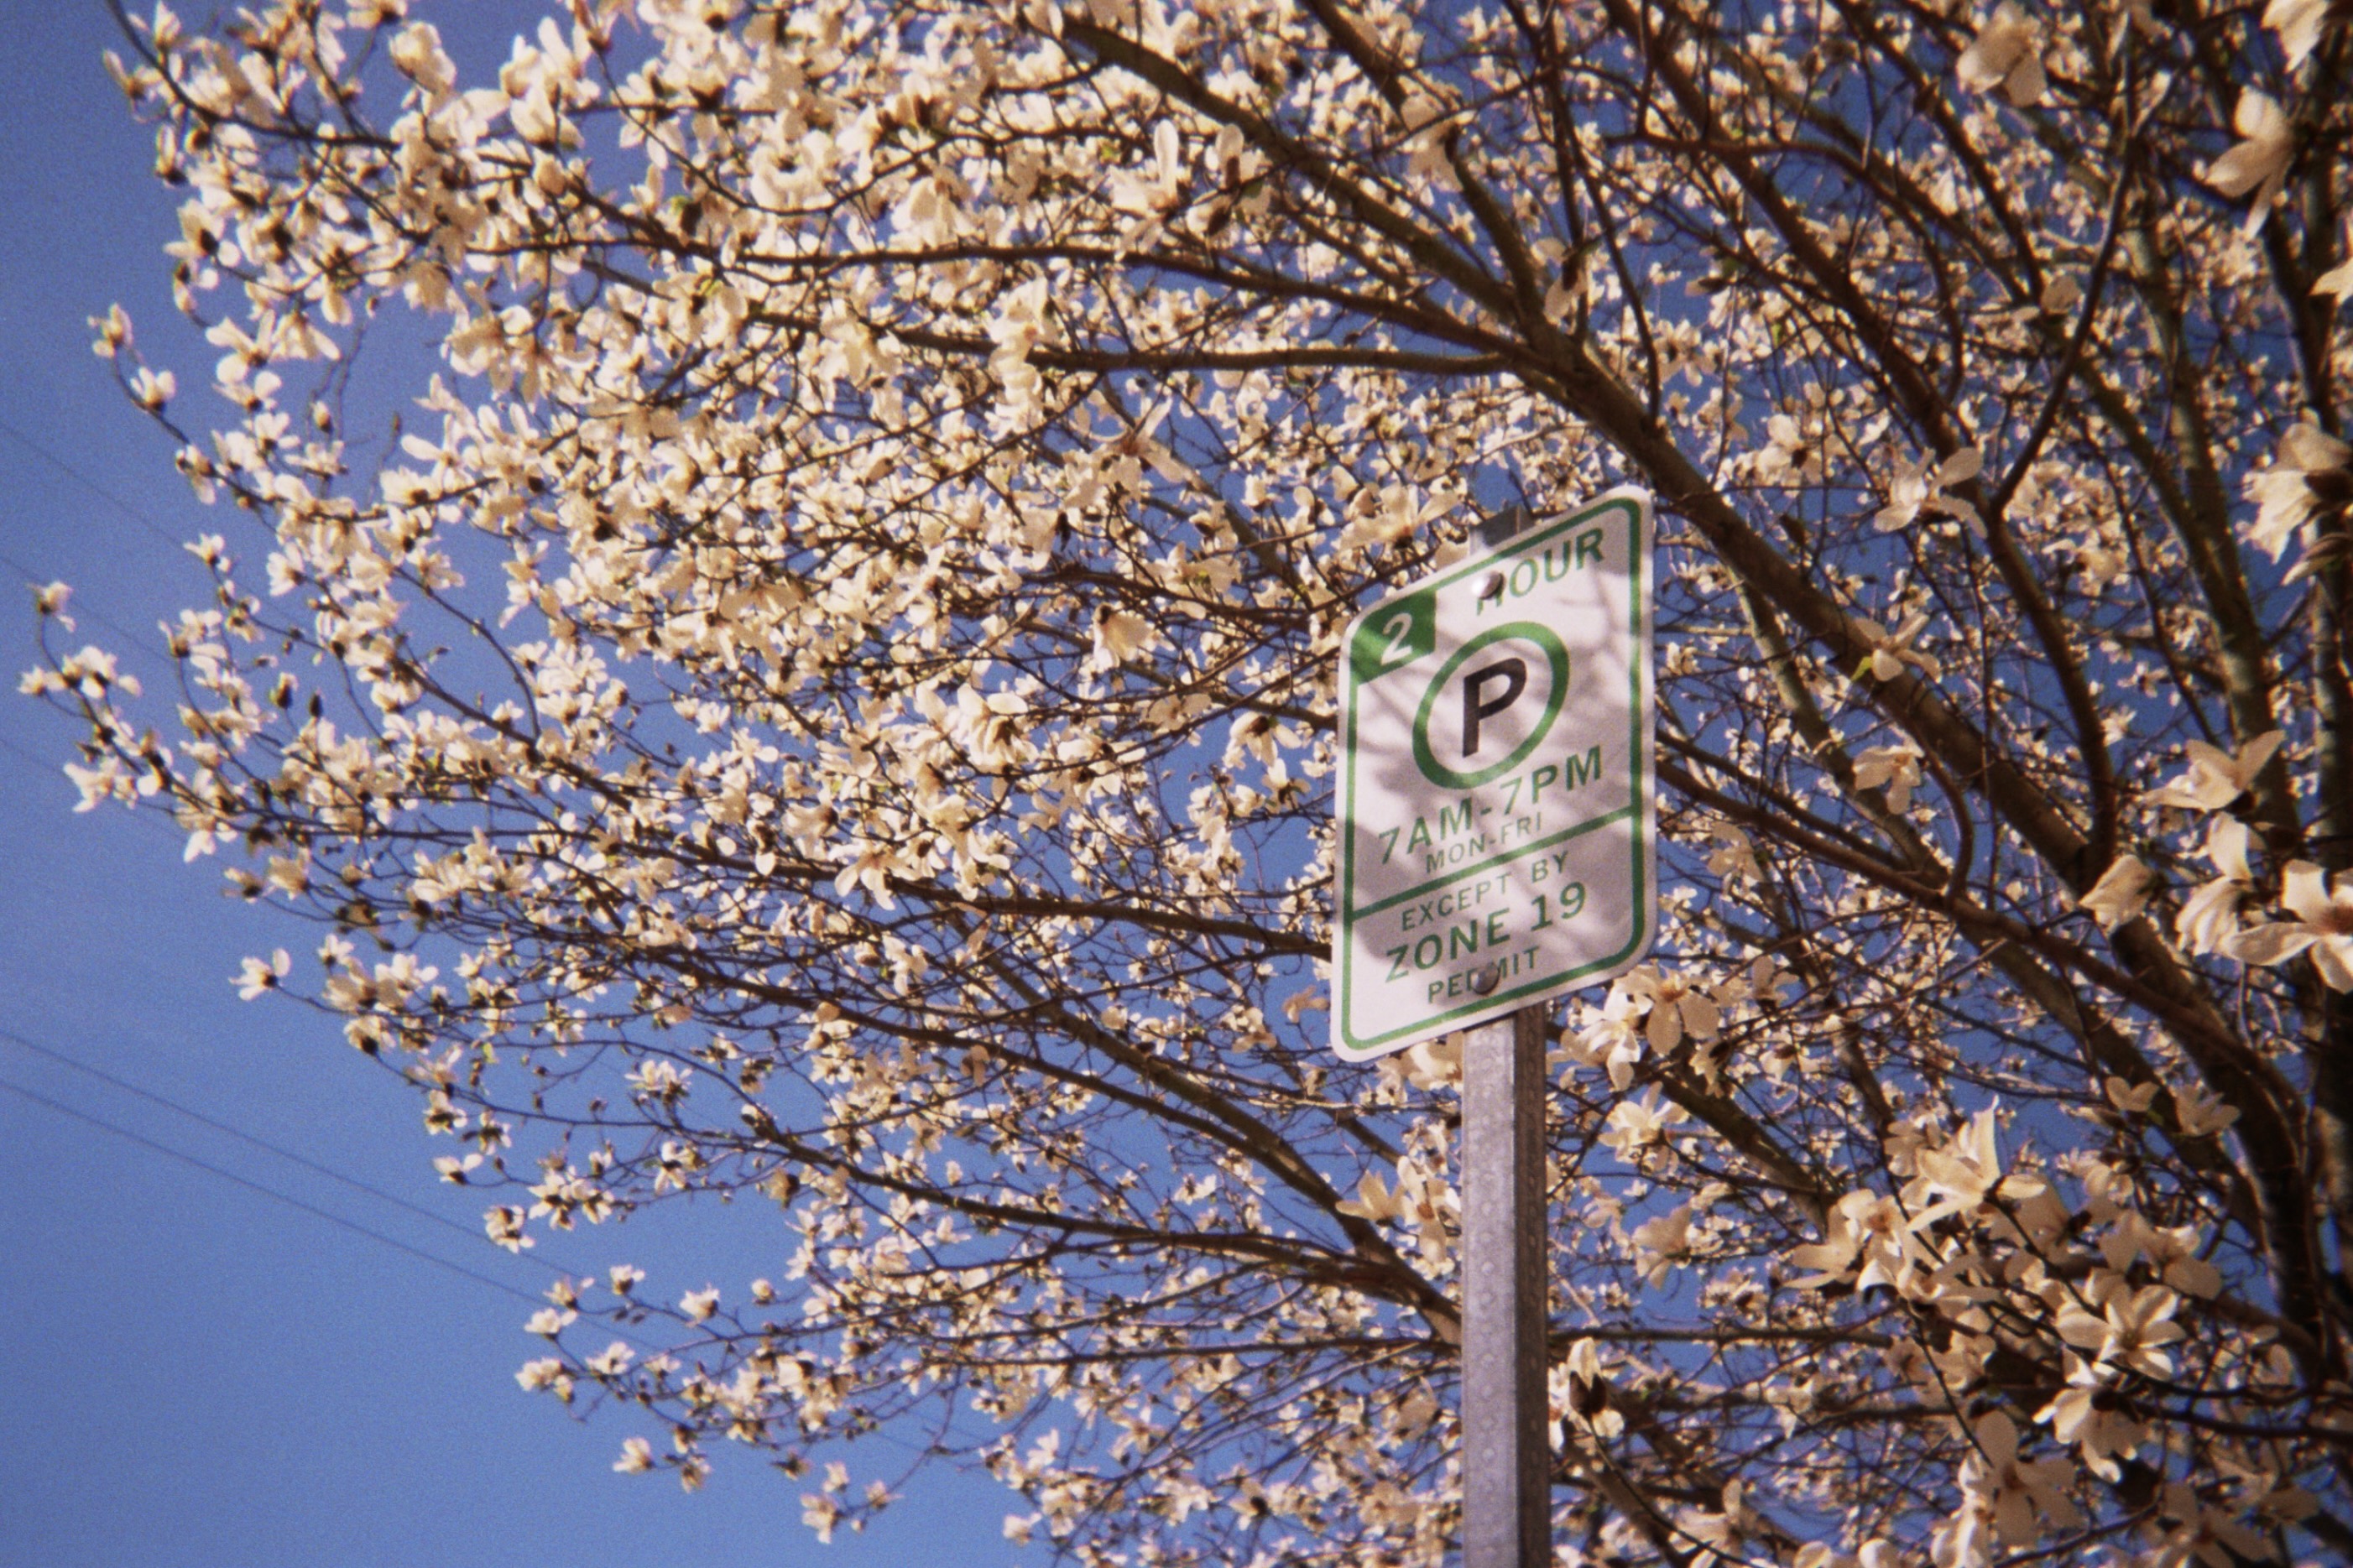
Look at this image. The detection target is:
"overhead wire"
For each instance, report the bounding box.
[0,410,188,550]
[0,1029,667,1350]
[0,410,200,668]
[0,225,683,1360]
[0,419,679,1349]
[0,728,60,779]
[0,1022,556,1269]
[3,539,183,668]
[1,405,232,810]
[0,1072,555,1310]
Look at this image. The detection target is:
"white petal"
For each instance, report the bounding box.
[2207,816,2251,882]
[2281,860,2333,925]
[2207,137,2290,201]
[2266,0,2332,69]
[2315,938,2353,992]
[2078,854,2155,930]
[2282,425,2350,475]
[2237,728,2288,781]
[2234,89,2290,143]
[2225,922,2319,966]
[2002,51,2047,107]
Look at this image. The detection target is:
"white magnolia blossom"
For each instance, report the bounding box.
[2077,852,2155,931]
[1679,1481,1765,1568]
[2147,731,2285,812]
[232,946,292,999]
[1851,610,1943,683]
[2204,91,2297,234]
[2232,861,2353,989]
[2264,0,2341,71]
[2317,218,2353,300]
[1628,1203,1694,1288]
[2174,817,2254,956]
[1614,965,1721,1054]
[1852,745,1924,814]
[1952,1409,2084,1554]
[2244,422,2351,563]
[1751,411,1829,487]
[2171,1080,2245,1140]
[2037,1356,2145,1482]
[2056,1282,2186,1378]
[1398,1032,1463,1092]
[1600,1086,1691,1166]
[1702,820,1760,886]
[1788,1189,1921,1291]
[1563,993,1648,1091]
[1955,4,2048,107]
[1874,445,1983,534]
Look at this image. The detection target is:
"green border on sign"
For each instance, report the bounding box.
[1333,491,1655,1059]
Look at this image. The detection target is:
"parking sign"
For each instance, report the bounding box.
[1333,489,1655,1060]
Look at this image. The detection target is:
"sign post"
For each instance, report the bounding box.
[1333,490,1655,1568]
[1461,1001,1552,1568]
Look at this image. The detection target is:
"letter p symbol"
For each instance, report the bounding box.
[1460,658,1526,757]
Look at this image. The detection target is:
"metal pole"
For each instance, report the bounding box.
[1461,1005,1550,1568]
[1462,500,1549,1568]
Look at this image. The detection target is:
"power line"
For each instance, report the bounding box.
[1,542,177,665]
[0,728,60,779]
[0,1071,556,1310]
[0,1028,666,1352]
[0,543,57,588]
[0,410,186,550]
[0,1022,557,1270]
[0,413,193,666]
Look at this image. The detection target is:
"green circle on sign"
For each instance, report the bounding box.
[1412,622,1572,789]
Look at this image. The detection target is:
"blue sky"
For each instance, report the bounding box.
[0,6,1020,1563]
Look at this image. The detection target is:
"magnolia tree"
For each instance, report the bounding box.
[30,0,2353,1560]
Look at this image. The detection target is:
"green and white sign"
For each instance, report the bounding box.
[1333,489,1656,1060]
